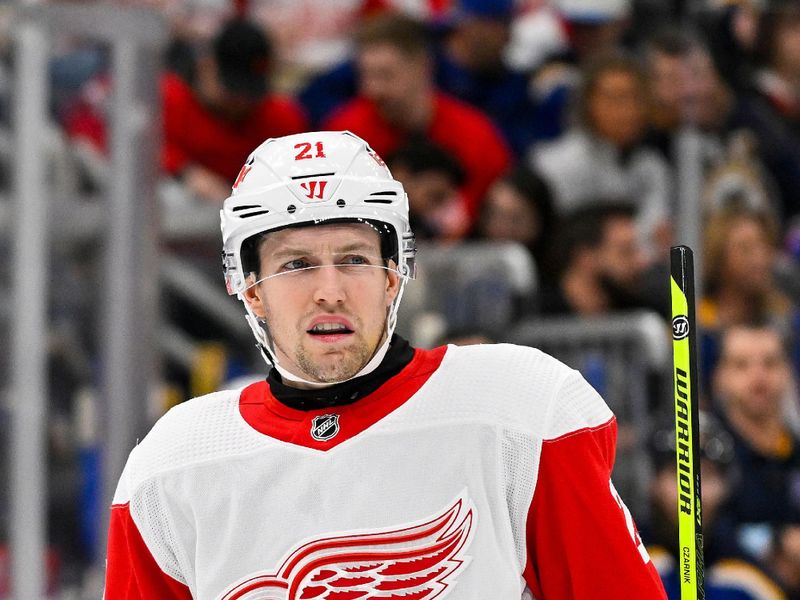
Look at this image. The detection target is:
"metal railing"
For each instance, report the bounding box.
[399,241,537,347]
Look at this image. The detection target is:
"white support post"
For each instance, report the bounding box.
[10,18,49,600]
[9,6,167,596]
[674,126,705,299]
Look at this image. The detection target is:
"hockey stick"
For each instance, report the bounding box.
[670,245,705,600]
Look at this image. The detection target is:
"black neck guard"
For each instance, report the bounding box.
[267,335,415,411]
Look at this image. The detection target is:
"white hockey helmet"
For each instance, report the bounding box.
[220,130,416,365]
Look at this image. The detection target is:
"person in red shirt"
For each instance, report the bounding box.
[322,13,511,228]
[163,18,308,202]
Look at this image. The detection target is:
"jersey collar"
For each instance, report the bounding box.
[266,335,415,411]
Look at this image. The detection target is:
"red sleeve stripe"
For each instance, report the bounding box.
[105,502,193,599]
[524,417,667,598]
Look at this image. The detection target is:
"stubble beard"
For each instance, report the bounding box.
[293,316,388,383]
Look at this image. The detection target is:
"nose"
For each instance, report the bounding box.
[311,266,347,306]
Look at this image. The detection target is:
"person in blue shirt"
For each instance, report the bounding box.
[643,412,788,600]
[299,0,546,157]
[433,0,544,156]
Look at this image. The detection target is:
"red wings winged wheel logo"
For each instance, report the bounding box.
[219,493,475,600]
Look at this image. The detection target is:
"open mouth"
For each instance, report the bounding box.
[307,323,354,338]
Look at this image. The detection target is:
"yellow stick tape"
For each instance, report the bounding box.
[671,276,699,600]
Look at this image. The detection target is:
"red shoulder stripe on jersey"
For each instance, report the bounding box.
[105,503,193,599]
[542,418,618,461]
[523,416,667,599]
[239,346,447,451]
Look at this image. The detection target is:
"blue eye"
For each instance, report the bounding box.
[283,258,310,271]
[343,255,369,265]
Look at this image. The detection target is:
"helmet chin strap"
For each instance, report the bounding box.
[273,335,392,389]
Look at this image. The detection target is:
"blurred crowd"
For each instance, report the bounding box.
[5,0,800,597]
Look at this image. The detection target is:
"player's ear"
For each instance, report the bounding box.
[243,277,267,319]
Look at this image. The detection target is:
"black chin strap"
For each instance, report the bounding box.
[267,335,415,410]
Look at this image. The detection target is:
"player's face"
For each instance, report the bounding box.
[244,223,400,385]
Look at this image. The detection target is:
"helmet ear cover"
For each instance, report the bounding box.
[239,218,399,279]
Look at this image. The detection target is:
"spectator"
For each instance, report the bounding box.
[744,2,800,220]
[530,52,671,255]
[555,0,631,61]
[323,12,512,227]
[641,29,786,221]
[643,29,732,162]
[505,1,569,74]
[646,29,775,225]
[298,0,544,154]
[160,0,238,82]
[517,0,633,142]
[540,203,653,316]
[769,524,800,599]
[298,0,540,147]
[701,205,794,330]
[386,138,465,240]
[699,204,800,396]
[472,165,557,281]
[644,412,787,600]
[249,0,390,87]
[162,18,308,202]
[297,62,358,129]
[699,0,762,94]
[644,29,693,143]
[435,0,543,156]
[713,323,800,533]
[753,4,800,130]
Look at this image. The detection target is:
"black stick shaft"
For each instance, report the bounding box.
[670,245,705,600]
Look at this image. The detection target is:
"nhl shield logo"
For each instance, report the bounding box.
[311,414,340,441]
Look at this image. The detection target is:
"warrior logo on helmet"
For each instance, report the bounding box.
[299,180,327,201]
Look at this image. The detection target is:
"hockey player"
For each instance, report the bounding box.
[104,131,667,598]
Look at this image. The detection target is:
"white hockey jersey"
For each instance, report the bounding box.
[105,343,666,599]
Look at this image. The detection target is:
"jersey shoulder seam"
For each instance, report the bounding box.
[541,415,616,444]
